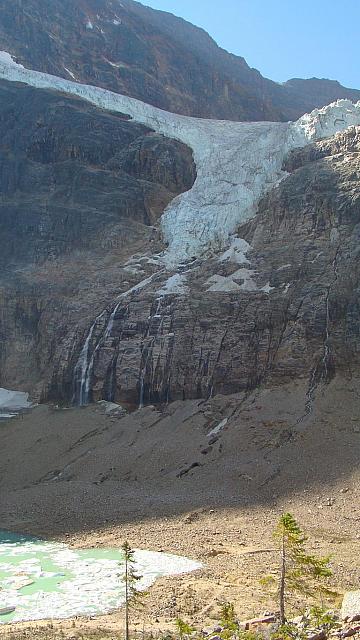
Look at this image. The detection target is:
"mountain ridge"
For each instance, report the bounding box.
[0,0,359,121]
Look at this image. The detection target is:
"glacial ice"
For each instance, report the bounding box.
[218,236,251,265]
[1,52,360,266]
[156,273,189,296]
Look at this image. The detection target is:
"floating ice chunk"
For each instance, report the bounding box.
[0,388,31,410]
[0,534,201,624]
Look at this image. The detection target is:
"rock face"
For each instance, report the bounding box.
[1,66,360,409]
[0,0,359,121]
[46,127,360,411]
[0,79,195,394]
[0,80,195,268]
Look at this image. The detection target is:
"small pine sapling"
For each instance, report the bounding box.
[121,541,146,640]
[175,617,195,640]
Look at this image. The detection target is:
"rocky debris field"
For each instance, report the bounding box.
[0,376,359,636]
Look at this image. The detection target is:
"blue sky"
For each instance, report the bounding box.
[143,0,360,89]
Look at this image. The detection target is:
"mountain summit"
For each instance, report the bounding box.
[0,0,359,121]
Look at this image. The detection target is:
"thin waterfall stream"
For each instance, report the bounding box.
[72,272,164,406]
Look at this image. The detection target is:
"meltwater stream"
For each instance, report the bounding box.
[0,531,201,624]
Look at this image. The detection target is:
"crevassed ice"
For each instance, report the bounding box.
[1,52,359,265]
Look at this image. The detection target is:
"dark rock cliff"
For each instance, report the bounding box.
[45,128,360,411]
[0,79,196,393]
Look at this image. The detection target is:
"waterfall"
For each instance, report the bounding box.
[73,310,108,406]
[138,298,162,409]
[73,272,163,406]
[137,296,176,408]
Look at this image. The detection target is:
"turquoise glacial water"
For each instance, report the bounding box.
[0,530,200,624]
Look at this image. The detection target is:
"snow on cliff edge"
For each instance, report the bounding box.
[1,52,360,265]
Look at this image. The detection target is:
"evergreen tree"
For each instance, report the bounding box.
[175,618,195,640]
[121,541,145,640]
[262,513,333,624]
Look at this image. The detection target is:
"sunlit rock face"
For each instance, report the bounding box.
[0,0,360,121]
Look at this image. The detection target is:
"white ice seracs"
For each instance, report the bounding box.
[0,53,359,265]
[294,99,360,141]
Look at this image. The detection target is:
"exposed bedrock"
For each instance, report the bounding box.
[47,127,360,409]
[0,80,195,393]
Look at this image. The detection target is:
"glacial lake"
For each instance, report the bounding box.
[0,531,201,624]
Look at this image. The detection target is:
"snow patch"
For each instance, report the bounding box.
[219,237,251,265]
[157,273,188,296]
[232,268,259,292]
[64,67,76,80]
[86,20,93,29]
[206,268,274,294]
[261,282,275,294]
[0,51,23,67]
[208,417,228,438]
[104,58,128,69]
[0,54,359,265]
[206,275,241,293]
[283,283,291,294]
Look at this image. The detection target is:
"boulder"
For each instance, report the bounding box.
[342,592,360,620]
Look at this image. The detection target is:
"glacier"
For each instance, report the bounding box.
[1,52,360,265]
